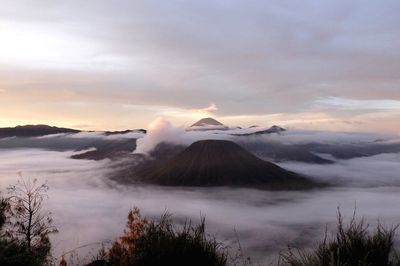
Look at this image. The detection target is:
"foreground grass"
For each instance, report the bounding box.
[4,179,400,265]
[82,208,400,266]
[279,210,400,266]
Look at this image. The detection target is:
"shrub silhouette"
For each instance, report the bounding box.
[107,207,227,266]
[280,210,400,266]
[108,207,147,265]
[0,178,56,266]
[7,178,57,253]
[0,196,9,228]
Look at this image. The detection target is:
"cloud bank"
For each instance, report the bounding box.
[1,128,400,264]
[1,147,400,264]
[134,117,398,155]
[279,152,400,187]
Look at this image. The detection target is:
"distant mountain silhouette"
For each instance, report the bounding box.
[239,141,334,164]
[0,125,80,138]
[137,140,320,190]
[263,125,286,133]
[234,125,286,136]
[71,139,138,160]
[191,117,223,127]
[189,118,228,130]
[104,129,147,135]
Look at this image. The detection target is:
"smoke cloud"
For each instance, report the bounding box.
[134,117,232,154]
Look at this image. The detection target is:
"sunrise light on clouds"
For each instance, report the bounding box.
[0,1,399,133]
[3,2,400,265]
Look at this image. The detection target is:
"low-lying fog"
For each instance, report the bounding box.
[1,125,400,265]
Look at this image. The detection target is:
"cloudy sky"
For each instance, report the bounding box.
[0,0,399,132]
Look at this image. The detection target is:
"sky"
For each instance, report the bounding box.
[0,0,400,132]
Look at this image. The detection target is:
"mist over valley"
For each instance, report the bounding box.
[1,118,400,264]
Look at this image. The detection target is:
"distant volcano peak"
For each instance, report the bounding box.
[190,117,223,127]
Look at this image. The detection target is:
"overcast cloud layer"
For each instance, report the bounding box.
[0,1,400,132]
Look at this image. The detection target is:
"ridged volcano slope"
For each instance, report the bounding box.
[138,140,320,190]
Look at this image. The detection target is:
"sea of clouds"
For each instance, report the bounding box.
[1,119,400,264]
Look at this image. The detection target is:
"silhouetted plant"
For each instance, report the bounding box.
[0,195,10,230]
[228,230,256,266]
[108,207,147,265]
[0,177,57,266]
[7,177,57,253]
[280,209,400,266]
[107,207,227,266]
